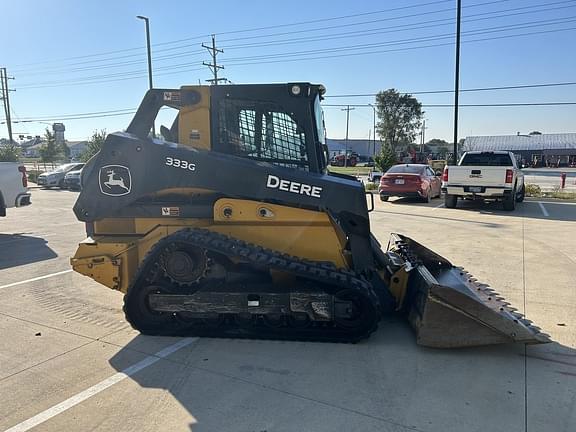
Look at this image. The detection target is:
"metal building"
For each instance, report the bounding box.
[326,138,381,158]
[464,133,576,167]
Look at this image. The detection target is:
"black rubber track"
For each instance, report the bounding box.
[124,228,381,343]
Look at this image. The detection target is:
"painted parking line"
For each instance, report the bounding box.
[0,270,73,290]
[531,200,576,206]
[3,338,198,432]
[538,202,550,217]
[432,203,445,210]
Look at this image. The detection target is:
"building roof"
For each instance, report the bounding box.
[326,138,381,155]
[465,133,576,152]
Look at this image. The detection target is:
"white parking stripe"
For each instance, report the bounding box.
[538,202,550,217]
[3,338,198,432]
[532,200,576,206]
[432,203,444,210]
[0,270,73,290]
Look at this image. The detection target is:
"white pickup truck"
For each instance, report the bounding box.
[0,162,31,217]
[441,151,524,211]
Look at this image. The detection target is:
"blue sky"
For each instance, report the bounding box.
[2,0,576,143]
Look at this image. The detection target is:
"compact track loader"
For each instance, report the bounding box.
[71,83,548,347]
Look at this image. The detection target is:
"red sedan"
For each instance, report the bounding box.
[378,164,442,202]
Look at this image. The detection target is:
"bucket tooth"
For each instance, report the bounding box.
[390,234,549,348]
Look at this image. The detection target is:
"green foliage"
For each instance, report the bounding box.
[27,170,41,183]
[39,128,59,163]
[374,142,397,173]
[436,147,449,157]
[80,129,107,162]
[548,191,576,200]
[375,89,423,150]
[426,138,449,147]
[364,182,378,191]
[327,166,372,175]
[61,141,71,159]
[524,184,542,197]
[0,142,20,162]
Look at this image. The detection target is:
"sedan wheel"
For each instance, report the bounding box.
[422,188,431,203]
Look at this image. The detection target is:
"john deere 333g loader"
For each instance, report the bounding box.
[71,83,548,347]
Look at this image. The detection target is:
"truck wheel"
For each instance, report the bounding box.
[503,191,516,211]
[445,194,457,208]
[516,184,525,203]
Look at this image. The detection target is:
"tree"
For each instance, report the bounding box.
[375,89,423,151]
[80,129,107,162]
[426,138,449,147]
[61,141,71,159]
[0,142,20,162]
[374,142,397,173]
[39,128,59,163]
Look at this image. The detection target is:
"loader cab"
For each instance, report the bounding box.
[126,83,328,173]
[211,83,327,173]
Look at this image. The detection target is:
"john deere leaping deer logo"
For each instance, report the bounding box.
[98,165,132,196]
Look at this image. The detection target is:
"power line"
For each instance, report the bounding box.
[217,0,517,44]
[222,16,576,63]
[323,102,576,107]
[8,0,573,84]
[14,19,576,91]
[325,81,576,98]
[219,1,576,50]
[222,26,576,67]
[7,0,513,73]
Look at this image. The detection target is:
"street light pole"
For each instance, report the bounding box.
[341,106,355,168]
[137,15,155,137]
[368,104,376,156]
[452,0,462,165]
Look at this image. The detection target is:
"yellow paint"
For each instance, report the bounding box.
[387,267,410,310]
[178,86,211,150]
[72,199,351,293]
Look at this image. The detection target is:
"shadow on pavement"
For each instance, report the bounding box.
[383,196,576,223]
[107,322,576,432]
[0,234,58,269]
[374,207,504,228]
[452,199,576,222]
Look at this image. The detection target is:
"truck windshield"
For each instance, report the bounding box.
[460,153,513,166]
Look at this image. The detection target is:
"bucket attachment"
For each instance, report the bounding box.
[389,234,550,348]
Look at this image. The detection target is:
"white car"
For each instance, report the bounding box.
[37,163,84,188]
[0,162,31,217]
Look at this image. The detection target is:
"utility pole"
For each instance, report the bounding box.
[203,35,227,85]
[452,0,462,165]
[341,106,355,168]
[1,68,15,144]
[420,119,426,153]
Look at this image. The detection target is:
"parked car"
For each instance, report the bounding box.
[64,167,83,191]
[330,151,358,167]
[37,163,84,189]
[441,151,524,211]
[378,164,442,202]
[368,170,383,183]
[0,162,31,216]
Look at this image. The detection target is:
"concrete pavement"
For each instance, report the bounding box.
[0,190,574,432]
